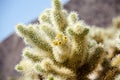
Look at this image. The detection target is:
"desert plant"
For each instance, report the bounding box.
[15,0,120,80]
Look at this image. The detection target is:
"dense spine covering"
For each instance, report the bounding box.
[15,0,120,80]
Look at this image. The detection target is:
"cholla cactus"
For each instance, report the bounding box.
[15,0,120,80]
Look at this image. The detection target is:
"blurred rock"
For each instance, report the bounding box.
[0,0,120,80]
[64,0,120,27]
[0,33,25,80]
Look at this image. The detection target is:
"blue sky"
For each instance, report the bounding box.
[0,0,69,42]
